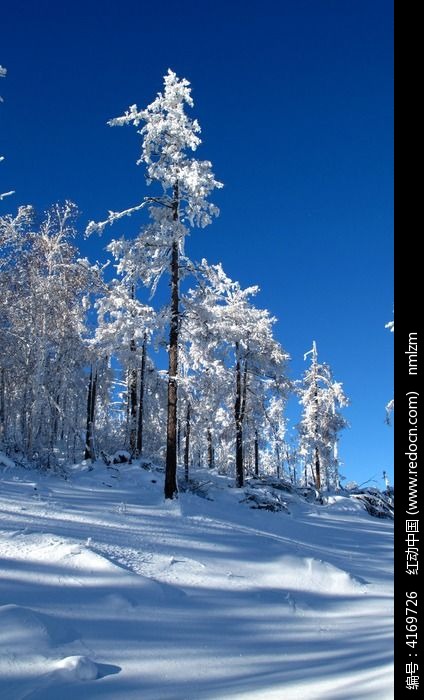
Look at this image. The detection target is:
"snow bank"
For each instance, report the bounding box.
[260,555,365,595]
[51,655,98,681]
[0,604,76,652]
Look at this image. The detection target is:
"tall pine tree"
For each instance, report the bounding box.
[87,70,222,497]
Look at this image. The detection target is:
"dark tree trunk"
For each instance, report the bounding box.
[165,182,180,499]
[254,430,259,476]
[314,447,321,491]
[177,419,181,463]
[184,402,191,482]
[235,426,243,486]
[89,370,97,459]
[275,444,281,479]
[84,367,97,461]
[207,428,213,469]
[313,380,321,490]
[129,364,137,456]
[234,347,242,487]
[84,368,93,460]
[128,285,137,457]
[234,342,247,488]
[60,393,66,442]
[136,333,147,457]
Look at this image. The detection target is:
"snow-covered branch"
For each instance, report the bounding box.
[85,200,150,237]
[0,190,15,201]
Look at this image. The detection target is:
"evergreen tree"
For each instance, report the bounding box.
[0,203,99,466]
[87,70,222,498]
[183,259,289,486]
[297,342,349,491]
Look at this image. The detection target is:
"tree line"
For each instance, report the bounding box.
[0,69,349,496]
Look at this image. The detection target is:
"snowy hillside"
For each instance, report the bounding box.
[0,460,393,699]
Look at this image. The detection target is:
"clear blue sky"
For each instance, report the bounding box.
[1,0,393,487]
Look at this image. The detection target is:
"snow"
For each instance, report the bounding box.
[52,655,98,680]
[0,452,15,469]
[0,459,393,699]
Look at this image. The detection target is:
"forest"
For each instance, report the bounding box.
[0,68,351,499]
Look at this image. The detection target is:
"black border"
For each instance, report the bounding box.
[394,0,420,689]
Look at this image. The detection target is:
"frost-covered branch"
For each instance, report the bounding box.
[385,399,394,425]
[85,200,150,237]
[0,190,14,201]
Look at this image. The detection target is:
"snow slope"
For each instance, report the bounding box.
[0,460,393,699]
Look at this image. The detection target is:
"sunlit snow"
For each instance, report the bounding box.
[0,458,393,699]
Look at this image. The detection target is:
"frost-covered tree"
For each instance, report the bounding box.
[260,395,288,479]
[0,206,33,444]
[184,260,289,487]
[0,203,99,466]
[179,297,232,479]
[93,243,157,458]
[87,70,222,498]
[297,342,349,491]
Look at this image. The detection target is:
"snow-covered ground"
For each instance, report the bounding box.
[0,459,393,699]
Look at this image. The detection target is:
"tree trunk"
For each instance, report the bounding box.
[60,393,66,442]
[84,368,93,460]
[314,446,321,490]
[254,430,259,476]
[207,428,213,469]
[128,284,138,457]
[165,182,180,499]
[234,343,248,488]
[313,377,321,490]
[177,419,181,463]
[89,370,97,461]
[235,425,243,486]
[136,334,147,457]
[234,343,243,487]
[84,367,97,461]
[129,338,138,457]
[184,402,191,482]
